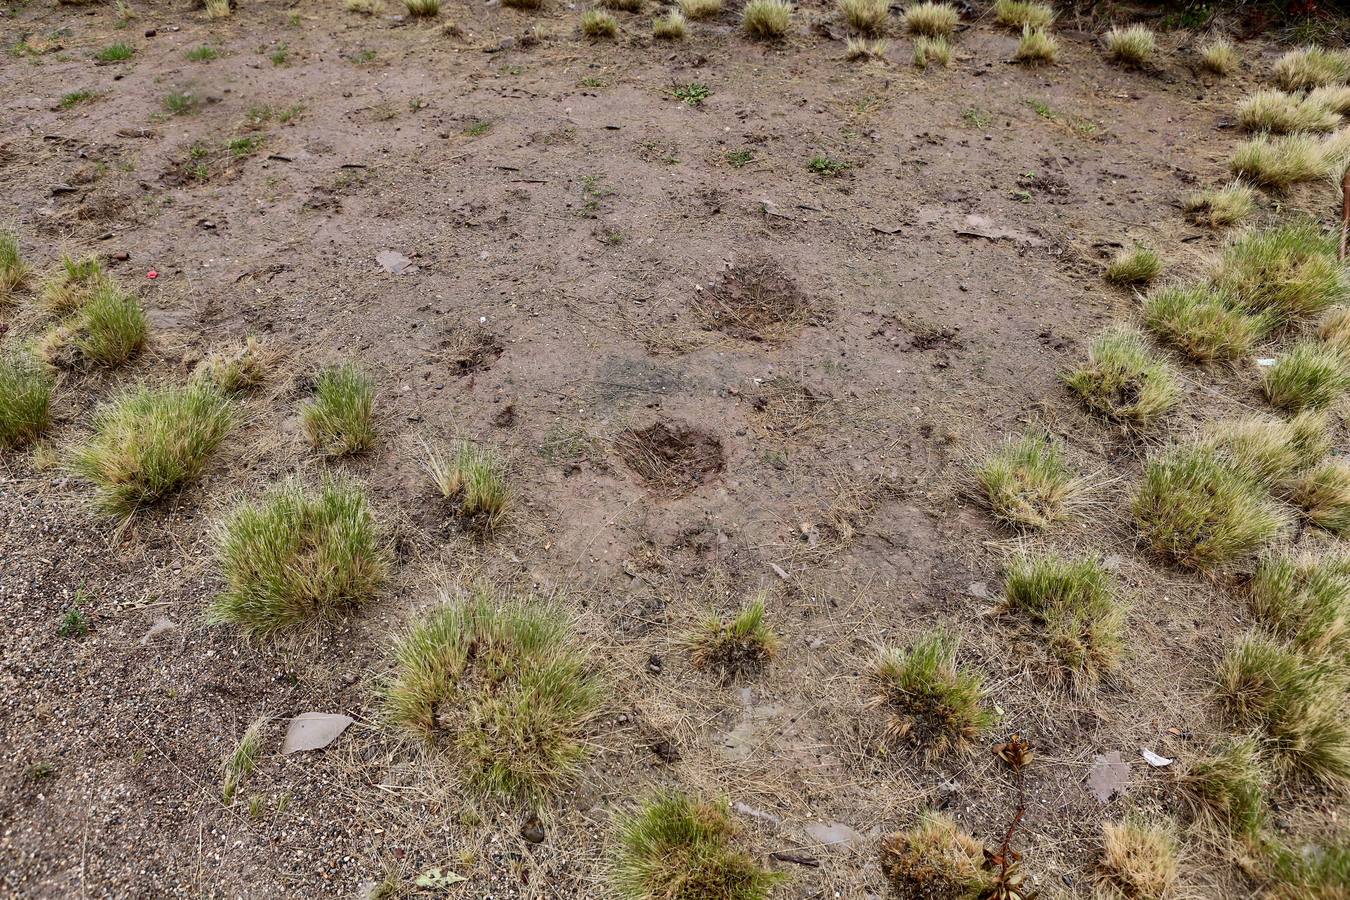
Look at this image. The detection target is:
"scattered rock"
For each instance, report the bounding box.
[804,821,863,848]
[520,815,545,844]
[139,617,177,645]
[1087,750,1129,802]
[281,713,354,754]
[376,250,416,275]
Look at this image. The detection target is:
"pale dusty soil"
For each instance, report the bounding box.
[0,1,1344,898]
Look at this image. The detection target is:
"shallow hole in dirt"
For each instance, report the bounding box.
[694,258,815,342]
[617,422,725,495]
[749,377,828,435]
[439,326,503,375]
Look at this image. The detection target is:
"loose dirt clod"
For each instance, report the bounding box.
[617,421,725,494]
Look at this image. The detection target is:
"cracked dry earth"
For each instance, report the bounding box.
[1,1,1339,897]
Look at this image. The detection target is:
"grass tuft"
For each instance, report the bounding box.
[1213,222,1347,324]
[976,432,1079,529]
[1249,553,1350,656]
[1062,326,1178,427]
[209,478,387,634]
[903,1,957,37]
[845,36,888,60]
[1104,245,1161,285]
[0,231,30,303]
[1182,181,1255,228]
[741,0,792,38]
[384,591,601,801]
[684,594,779,678]
[70,382,233,515]
[69,283,148,368]
[0,353,53,450]
[838,0,888,35]
[1095,820,1179,900]
[39,254,108,315]
[1230,133,1337,189]
[95,42,134,62]
[1261,341,1350,412]
[1198,38,1237,75]
[678,0,721,18]
[1320,305,1350,354]
[879,812,994,899]
[1206,410,1328,487]
[652,10,686,38]
[1014,25,1057,65]
[912,35,952,69]
[614,792,784,900]
[1002,553,1123,690]
[1133,445,1285,571]
[301,363,376,456]
[426,441,510,531]
[204,0,231,18]
[1216,634,1350,787]
[1142,284,1269,363]
[1290,458,1350,535]
[1307,84,1350,116]
[1269,844,1350,900]
[1236,89,1340,135]
[222,717,266,805]
[346,0,384,13]
[1177,737,1265,837]
[194,336,277,395]
[992,0,1053,30]
[581,8,619,36]
[868,631,992,757]
[1103,24,1155,67]
[1272,46,1350,92]
[404,0,439,15]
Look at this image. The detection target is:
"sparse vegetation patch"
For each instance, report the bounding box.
[1001,553,1124,689]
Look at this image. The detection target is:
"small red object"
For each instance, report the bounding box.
[146,269,158,279]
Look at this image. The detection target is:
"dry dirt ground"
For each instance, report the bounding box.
[1,0,1345,897]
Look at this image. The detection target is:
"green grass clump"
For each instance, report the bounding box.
[71,383,233,515]
[1248,553,1350,656]
[1272,46,1350,92]
[1177,738,1265,837]
[1213,222,1347,324]
[301,363,376,456]
[404,0,439,15]
[838,0,888,35]
[1014,25,1057,65]
[69,283,148,368]
[652,10,686,38]
[221,716,266,805]
[741,0,791,38]
[427,441,510,531]
[1291,458,1350,535]
[976,432,1079,529]
[186,44,219,61]
[1182,181,1255,228]
[1216,635,1350,788]
[1104,245,1162,285]
[209,478,387,634]
[40,254,108,314]
[912,35,952,69]
[1133,445,1285,571]
[95,42,134,62]
[1236,89,1340,135]
[845,36,888,60]
[1142,285,1269,363]
[1262,342,1350,412]
[1001,554,1123,690]
[1198,38,1237,76]
[1319,306,1350,354]
[868,631,992,757]
[1095,820,1179,900]
[1230,133,1334,189]
[0,231,27,303]
[903,1,957,36]
[1268,844,1350,900]
[880,812,994,899]
[684,594,778,678]
[581,8,619,36]
[194,337,277,395]
[1062,326,1178,427]
[1103,24,1155,67]
[1307,84,1350,115]
[0,354,53,449]
[678,0,721,18]
[614,792,784,900]
[992,0,1053,30]
[384,591,602,801]
[1206,411,1328,487]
